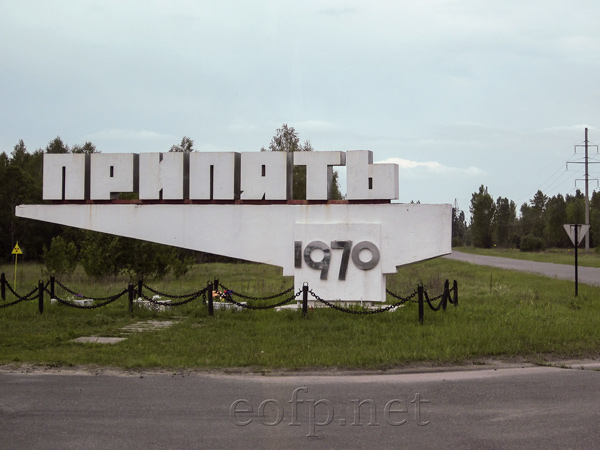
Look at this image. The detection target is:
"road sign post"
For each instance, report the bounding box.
[563,224,590,296]
[11,242,23,291]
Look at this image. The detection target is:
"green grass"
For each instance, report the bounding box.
[455,246,600,268]
[1,259,599,371]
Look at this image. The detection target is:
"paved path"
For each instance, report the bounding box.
[444,251,600,286]
[1,363,600,449]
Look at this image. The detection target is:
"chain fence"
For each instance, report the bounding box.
[138,287,208,307]
[294,279,458,323]
[0,279,42,309]
[46,287,128,309]
[0,273,458,323]
[307,288,416,315]
[54,279,124,301]
[213,283,302,311]
[215,282,300,310]
[141,283,207,300]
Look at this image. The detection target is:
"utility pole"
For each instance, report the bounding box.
[584,128,590,250]
[567,128,599,250]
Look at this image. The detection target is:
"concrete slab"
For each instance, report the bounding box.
[120,320,175,333]
[213,301,246,311]
[71,336,126,344]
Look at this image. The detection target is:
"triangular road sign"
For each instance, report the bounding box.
[11,242,23,255]
[563,224,590,246]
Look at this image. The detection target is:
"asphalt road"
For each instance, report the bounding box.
[1,363,600,450]
[445,250,600,286]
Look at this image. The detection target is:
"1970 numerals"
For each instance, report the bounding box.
[294,240,380,280]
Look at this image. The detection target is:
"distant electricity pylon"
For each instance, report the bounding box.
[566,128,599,250]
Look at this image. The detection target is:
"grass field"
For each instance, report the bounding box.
[455,246,600,267]
[1,257,599,371]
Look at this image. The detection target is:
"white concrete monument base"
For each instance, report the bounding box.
[16,202,451,302]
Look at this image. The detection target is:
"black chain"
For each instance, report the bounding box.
[139,287,207,307]
[45,288,128,309]
[308,289,408,315]
[54,279,124,301]
[217,283,294,301]
[142,283,207,299]
[424,290,445,311]
[386,288,419,303]
[0,295,33,308]
[447,285,457,304]
[220,289,302,310]
[5,281,41,301]
[54,279,83,296]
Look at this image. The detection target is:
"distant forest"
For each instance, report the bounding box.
[455,184,600,251]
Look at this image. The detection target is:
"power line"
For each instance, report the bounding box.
[514,140,600,205]
[567,128,599,250]
[513,146,575,203]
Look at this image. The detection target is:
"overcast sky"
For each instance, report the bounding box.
[2,0,600,213]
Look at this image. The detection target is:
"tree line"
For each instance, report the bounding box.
[455,184,599,251]
[2,124,342,278]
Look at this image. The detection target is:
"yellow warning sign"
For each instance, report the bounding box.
[11,242,22,255]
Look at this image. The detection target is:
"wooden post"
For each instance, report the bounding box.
[138,279,143,299]
[50,276,55,299]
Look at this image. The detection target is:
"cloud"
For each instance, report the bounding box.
[534,124,597,134]
[85,129,175,142]
[378,157,486,178]
[293,120,344,132]
[227,122,262,133]
[195,143,236,152]
[82,129,177,153]
[318,6,358,16]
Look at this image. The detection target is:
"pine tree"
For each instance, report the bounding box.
[469,185,496,248]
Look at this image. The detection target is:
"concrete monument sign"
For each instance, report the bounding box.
[17,150,451,302]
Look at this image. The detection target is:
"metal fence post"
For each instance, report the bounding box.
[442,279,449,311]
[1,272,5,301]
[128,283,134,315]
[418,284,424,324]
[453,280,458,307]
[302,283,308,317]
[38,280,44,314]
[50,276,55,299]
[138,279,143,299]
[208,282,214,316]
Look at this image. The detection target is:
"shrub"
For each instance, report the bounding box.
[519,234,545,252]
[79,231,195,280]
[42,236,78,276]
[452,237,464,247]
